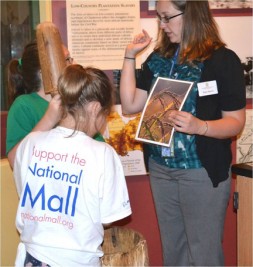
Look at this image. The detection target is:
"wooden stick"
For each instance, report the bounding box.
[36,22,66,95]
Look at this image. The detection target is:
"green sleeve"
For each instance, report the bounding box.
[6,95,47,154]
[93,132,105,142]
[6,103,35,154]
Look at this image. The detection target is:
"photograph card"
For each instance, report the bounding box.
[136,77,194,147]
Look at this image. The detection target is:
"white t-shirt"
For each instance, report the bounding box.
[14,126,132,267]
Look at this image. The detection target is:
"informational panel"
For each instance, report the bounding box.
[237,109,253,163]
[66,0,141,69]
[104,105,146,176]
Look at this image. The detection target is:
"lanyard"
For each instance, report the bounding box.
[161,46,180,157]
[169,46,180,77]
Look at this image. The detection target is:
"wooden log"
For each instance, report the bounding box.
[36,22,66,95]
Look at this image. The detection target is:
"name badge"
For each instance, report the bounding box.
[197,80,218,96]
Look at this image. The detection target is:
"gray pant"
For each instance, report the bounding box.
[149,158,231,266]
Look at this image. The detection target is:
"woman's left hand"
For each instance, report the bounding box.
[168,110,205,135]
[168,108,245,138]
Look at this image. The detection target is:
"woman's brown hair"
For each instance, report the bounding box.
[155,0,226,63]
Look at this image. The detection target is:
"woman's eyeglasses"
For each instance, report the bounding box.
[157,12,184,24]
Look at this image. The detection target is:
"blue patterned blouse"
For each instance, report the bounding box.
[143,52,204,169]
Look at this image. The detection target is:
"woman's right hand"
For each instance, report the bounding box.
[125,29,152,58]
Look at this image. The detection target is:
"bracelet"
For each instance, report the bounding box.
[124,56,135,60]
[202,121,208,136]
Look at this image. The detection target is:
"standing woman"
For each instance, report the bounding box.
[120,0,246,266]
[6,41,66,167]
[6,40,104,168]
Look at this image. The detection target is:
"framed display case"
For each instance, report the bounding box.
[0,1,40,110]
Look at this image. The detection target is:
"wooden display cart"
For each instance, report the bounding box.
[232,162,253,266]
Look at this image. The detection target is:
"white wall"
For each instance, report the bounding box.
[215,16,252,62]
